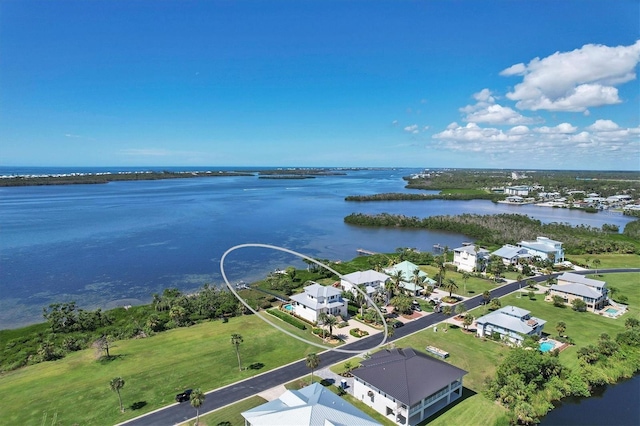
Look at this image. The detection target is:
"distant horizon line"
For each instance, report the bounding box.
[0,165,638,173]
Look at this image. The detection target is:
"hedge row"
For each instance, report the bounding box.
[266,309,307,330]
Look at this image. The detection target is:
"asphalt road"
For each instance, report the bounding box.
[122,268,639,426]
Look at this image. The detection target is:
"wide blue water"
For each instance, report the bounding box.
[0,167,635,329]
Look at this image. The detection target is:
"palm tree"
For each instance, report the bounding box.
[306,353,320,383]
[109,377,125,413]
[324,315,338,339]
[231,334,243,371]
[461,272,470,294]
[442,279,459,298]
[435,256,446,287]
[463,314,473,330]
[593,258,601,275]
[482,290,491,305]
[390,270,405,296]
[190,388,205,426]
[556,321,566,337]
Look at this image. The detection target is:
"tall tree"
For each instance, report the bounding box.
[556,321,566,337]
[592,258,601,275]
[190,388,205,426]
[443,279,459,298]
[231,334,243,371]
[306,353,320,383]
[323,315,338,339]
[109,377,125,413]
[462,272,470,294]
[390,270,405,297]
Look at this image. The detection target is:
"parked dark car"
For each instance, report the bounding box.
[175,389,192,402]
[391,320,404,328]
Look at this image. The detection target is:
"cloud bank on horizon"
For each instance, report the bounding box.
[0,1,638,170]
[426,41,640,169]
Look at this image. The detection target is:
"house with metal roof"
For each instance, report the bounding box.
[341,269,390,300]
[352,347,467,426]
[384,261,435,296]
[517,236,565,262]
[289,282,347,323]
[241,382,381,426]
[549,272,608,311]
[452,244,489,272]
[475,305,546,345]
[491,244,531,265]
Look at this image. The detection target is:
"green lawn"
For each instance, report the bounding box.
[566,253,640,268]
[3,269,637,426]
[420,265,499,296]
[178,395,267,426]
[0,315,315,426]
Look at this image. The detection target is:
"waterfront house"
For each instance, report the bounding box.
[241,382,381,426]
[491,244,531,265]
[341,269,390,302]
[549,272,608,312]
[352,347,467,426]
[289,282,348,323]
[384,260,434,296]
[475,305,546,345]
[452,244,489,272]
[517,236,565,263]
[505,185,531,196]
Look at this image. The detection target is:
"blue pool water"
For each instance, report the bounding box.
[284,304,293,312]
[605,308,618,314]
[540,341,556,352]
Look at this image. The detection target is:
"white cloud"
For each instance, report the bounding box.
[502,40,640,111]
[535,123,577,134]
[404,124,420,134]
[499,63,526,76]
[464,104,536,125]
[431,120,640,167]
[587,119,619,131]
[473,88,495,103]
[459,88,536,125]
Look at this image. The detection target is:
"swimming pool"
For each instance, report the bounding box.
[283,304,294,312]
[539,341,556,352]
[605,308,619,314]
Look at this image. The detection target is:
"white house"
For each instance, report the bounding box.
[352,347,467,426]
[491,244,531,265]
[549,272,608,312]
[452,244,489,272]
[289,282,347,323]
[341,269,390,301]
[241,382,381,426]
[475,305,546,345]
[517,236,565,263]
[505,185,531,196]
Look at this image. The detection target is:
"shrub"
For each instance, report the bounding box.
[266,309,306,330]
[552,295,566,307]
[571,299,587,312]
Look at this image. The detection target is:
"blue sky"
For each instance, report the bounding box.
[1,0,638,170]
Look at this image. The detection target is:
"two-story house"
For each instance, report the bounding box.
[452,244,489,272]
[289,282,347,323]
[549,272,608,312]
[475,305,546,345]
[352,347,467,426]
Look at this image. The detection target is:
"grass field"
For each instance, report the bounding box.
[566,253,640,268]
[178,395,267,426]
[0,315,314,426]
[2,270,637,426]
[419,265,500,296]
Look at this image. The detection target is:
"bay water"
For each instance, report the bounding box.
[0,167,635,329]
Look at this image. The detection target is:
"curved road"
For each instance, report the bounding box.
[122,268,639,425]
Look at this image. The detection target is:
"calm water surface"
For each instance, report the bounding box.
[540,374,640,426]
[0,167,634,328]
